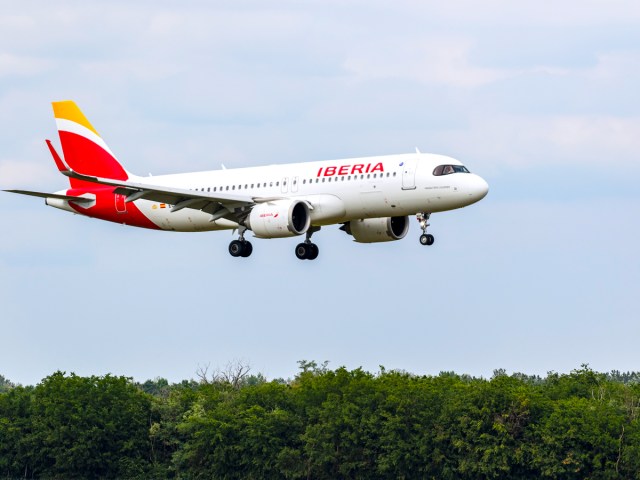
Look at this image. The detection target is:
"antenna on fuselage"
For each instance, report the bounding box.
[415,147,421,154]
[221,164,227,170]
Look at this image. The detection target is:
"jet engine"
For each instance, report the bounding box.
[247,200,310,238]
[341,216,409,243]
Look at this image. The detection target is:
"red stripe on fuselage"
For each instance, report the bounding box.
[68,187,161,230]
[58,131,128,180]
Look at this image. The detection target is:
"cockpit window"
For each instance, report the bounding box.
[433,164,470,176]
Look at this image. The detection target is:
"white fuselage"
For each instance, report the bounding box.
[126,152,488,232]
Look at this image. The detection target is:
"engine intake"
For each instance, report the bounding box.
[247,200,310,238]
[342,216,409,243]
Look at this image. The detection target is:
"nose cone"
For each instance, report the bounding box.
[473,175,489,200]
[458,174,489,206]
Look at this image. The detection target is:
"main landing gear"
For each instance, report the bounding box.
[295,227,320,260]
[417,213,435,246]
[228,227,253,258]
[228,226,321,260]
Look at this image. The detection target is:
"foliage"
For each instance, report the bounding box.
[0,374,16,393]
[1,365,640,479]
[0,372,152,479]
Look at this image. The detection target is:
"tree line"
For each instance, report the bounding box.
[1,362,640,479]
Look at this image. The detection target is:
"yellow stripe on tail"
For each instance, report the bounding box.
[52,100,100,137]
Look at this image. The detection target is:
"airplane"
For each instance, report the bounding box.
[4,101,489,260]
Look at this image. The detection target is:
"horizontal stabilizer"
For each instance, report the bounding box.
[4,189,94,204]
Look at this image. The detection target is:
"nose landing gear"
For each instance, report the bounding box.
[417,213,435,246]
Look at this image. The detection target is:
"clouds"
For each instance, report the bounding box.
[434,113,640,171]
[344,37,511,88]
[1,1,639,384]
[0,53,53,77]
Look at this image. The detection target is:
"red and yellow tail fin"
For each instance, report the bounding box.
[52,101,129,187]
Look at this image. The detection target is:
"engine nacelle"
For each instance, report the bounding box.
[343,216,409,243]
[247,200,310,238]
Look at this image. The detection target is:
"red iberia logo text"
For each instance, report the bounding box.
[317,162,384,177]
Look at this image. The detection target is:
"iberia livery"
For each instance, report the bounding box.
[5,101,489,260]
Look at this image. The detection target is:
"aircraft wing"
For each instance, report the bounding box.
[60,166,261,220]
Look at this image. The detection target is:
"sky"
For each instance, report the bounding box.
[1,0,639,386]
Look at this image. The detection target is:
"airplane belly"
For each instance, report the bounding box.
[303,194,347,225]
[137,201,235,232]
[412,186,460,213]
[358,181,392,217]
[359,191,389,217]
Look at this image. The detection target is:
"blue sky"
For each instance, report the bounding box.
[1,1,639,385]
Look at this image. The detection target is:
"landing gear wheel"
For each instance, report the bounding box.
[295,242,319,260]
[419,234,435,246]
[229,240,244,257]
[240,241,253,257]
[295,243,308,260]
[296,226,321,260]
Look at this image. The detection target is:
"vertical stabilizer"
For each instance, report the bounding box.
[52,101,129,186]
